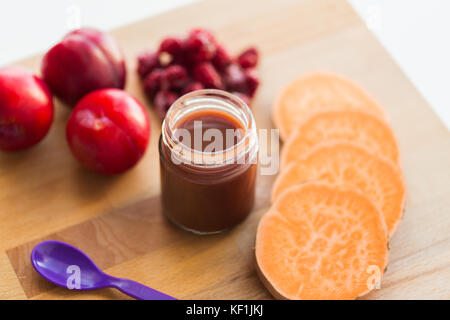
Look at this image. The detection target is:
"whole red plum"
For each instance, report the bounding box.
[66,89,150,174]
[42,28,126,106]
[0,67,54,151]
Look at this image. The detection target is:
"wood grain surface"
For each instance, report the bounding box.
[1,0,449,299]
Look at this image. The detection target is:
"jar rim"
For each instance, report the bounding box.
[161,89,258,169]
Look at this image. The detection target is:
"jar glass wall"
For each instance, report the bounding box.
[159,89,258,234]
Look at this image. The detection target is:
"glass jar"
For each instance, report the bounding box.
[159,89,258,234]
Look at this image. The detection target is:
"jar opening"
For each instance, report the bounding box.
[161,90,258,169]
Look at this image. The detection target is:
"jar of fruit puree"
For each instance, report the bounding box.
[159,90,258,234]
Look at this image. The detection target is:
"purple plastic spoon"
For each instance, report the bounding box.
[31,240,176,300]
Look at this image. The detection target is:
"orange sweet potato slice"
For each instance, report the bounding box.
[273,142,405,237]
[280,110,400,169]
[272,71,386,140]
[256,182,389,300]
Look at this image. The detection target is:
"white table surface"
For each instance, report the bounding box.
[0,0,448,129]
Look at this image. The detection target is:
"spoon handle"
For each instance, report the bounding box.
[110,277,177,300]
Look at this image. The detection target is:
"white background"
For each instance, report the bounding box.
[0,0,448,129]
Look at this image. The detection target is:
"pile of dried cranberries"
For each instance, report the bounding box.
[137,28,260,120]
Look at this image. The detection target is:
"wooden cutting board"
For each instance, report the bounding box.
[1,0,449,300]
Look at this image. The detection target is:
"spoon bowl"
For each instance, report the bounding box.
[31,240,107,290]
[31,240,176,300]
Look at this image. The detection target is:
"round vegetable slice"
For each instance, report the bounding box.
[256,182,389,300]
[273,142,405,236]
[272,71,386,140]
[280,110,400,169]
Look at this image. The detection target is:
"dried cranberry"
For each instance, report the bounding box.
[185,28,217,64]
[165,65,188,88]
[136,28,260,117]
[193,62,224,89]
[212,44,232,71]
[159,37,183,56]
[237,47,259,69]
[158,37,184,65]
[143,69,167,99]
[154,90,178,120]
[232,92,251,106]
[190,28,216,44]
[223,63,247,92]
[182,82,204,94]
[244,69,260,97]
[137,50,159,79]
